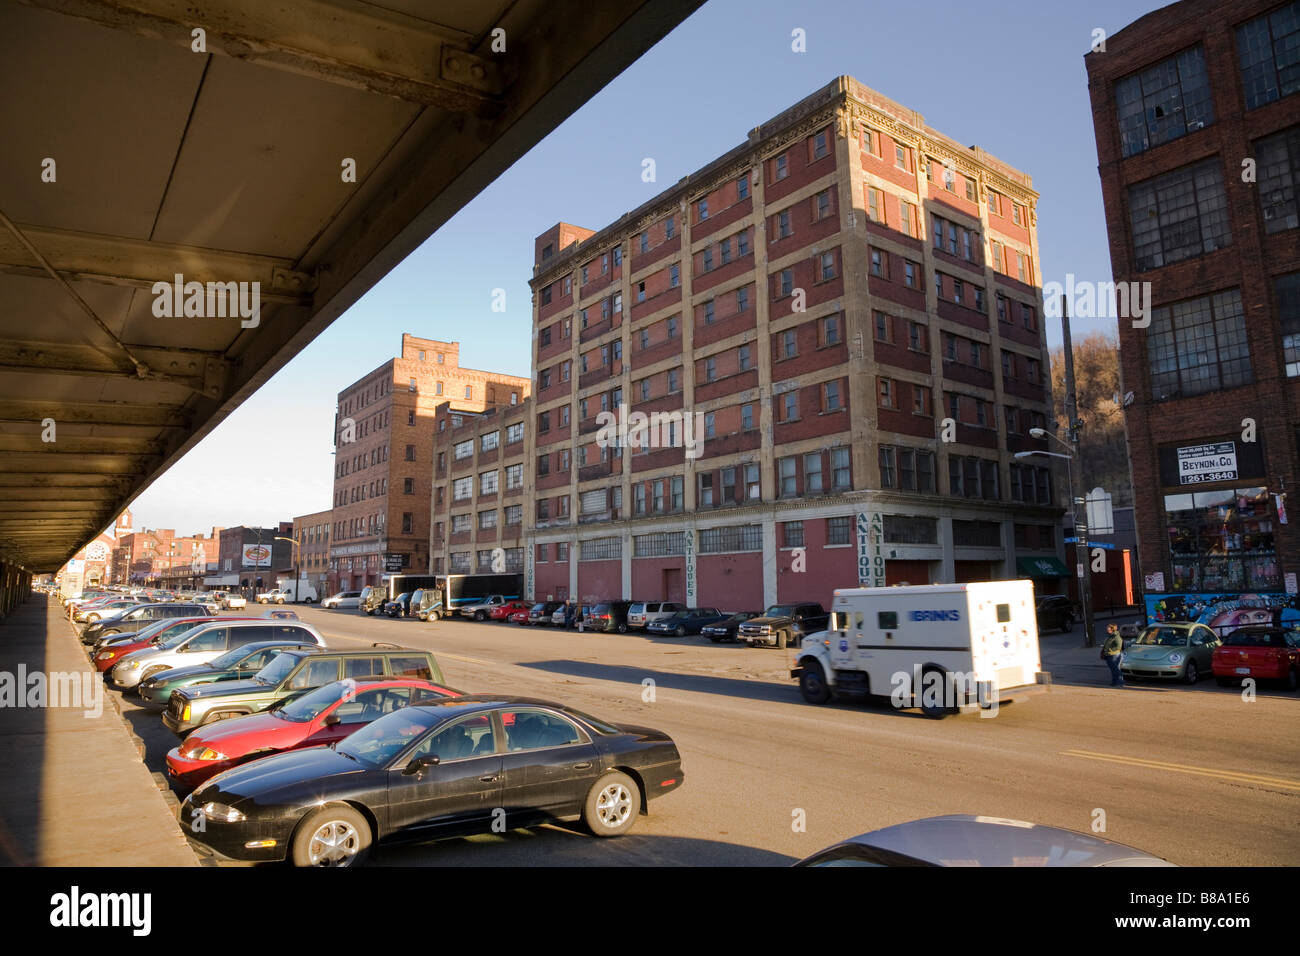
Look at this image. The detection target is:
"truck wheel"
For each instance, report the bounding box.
[617,623,627,634]
[919,667,953,719]
[428,610,440,622]
[474,610,487,621]
[799,660,832,704]
[304,597,314,604]
[777,630,790,650]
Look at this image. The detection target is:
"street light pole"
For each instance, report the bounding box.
[275,536,301,599]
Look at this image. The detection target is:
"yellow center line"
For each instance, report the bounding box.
[1062,749,1300,791]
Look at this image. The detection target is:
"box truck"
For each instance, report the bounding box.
[790,581,1051,718]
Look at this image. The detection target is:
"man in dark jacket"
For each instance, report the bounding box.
[563,600,575,629]
[1102,623,1125,687]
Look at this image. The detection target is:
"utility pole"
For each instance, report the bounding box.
[1062,295,1097,648]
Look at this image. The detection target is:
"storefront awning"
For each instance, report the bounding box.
[1017,556,1069,578]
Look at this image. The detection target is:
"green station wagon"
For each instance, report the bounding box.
[163,644,444,736]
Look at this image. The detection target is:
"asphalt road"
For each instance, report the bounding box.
[111,605,1300,867]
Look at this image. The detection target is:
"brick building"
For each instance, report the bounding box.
[1087,0,1300,622]
[524,76,1064,609]
[291,509,332,595]
[214,526,291,592]
[429,401,530,577]
[328,334,529,592]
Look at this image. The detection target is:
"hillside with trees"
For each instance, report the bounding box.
[1048,333,1134,507]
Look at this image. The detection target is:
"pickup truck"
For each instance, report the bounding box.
[459,594,508,621]
[738,602,829,649]
[255,589,284,604]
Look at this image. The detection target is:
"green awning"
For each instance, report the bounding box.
[1017,556,1069,578]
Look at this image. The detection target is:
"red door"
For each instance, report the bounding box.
[662,568,684,603]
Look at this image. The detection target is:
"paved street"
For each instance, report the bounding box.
[106,604,1300,867]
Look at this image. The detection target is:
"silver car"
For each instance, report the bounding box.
[111,619,325,689]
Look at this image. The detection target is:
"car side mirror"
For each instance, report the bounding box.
[322,713,341,727]
[403,754,438,775]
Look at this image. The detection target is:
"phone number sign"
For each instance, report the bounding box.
[1177,442,1238,485]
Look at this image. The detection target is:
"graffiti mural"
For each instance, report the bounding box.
[1144,591,1300,636]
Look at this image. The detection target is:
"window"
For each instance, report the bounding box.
[965,178,977,202]
[774,154,788,181]
[535,497,550,520]
[878,377,896,409]
[1129,158,1230,271]
[900,201,915,237]
[819,251,837,281]
[831,446,850,489]
[777,209,792,238]
[989,240,1003,273]
[671,476,684,510]
[1116,46,1215,156]
[783,391,798,421]
[613,247,622,266]
[634,484,646,515]
[479,470,498,495]
[668,368,680,392]
[698,472,714,507]
[867,187,883,223]
[1256,126,1300,232]
[653,479,664,512]
[698,524,763,554]
[738,231,750,256]
[505,463,523,489]
[540,286,552,306]
[953,278,964,305]
[815,189,832,221]
[702,247,714,272]
[667,316,678,339]
[780,329,797,359]
[405,444,416,462]
[403,477,414,494]
[1148,289,1252,397]
[670,263,680,287]
[454,439,473,461]
[912,384,931,416]
[1011,204,1022,226]
[826,517,851,546]
[408,378,416,392]
[738,175,749,200]
[813,129,830,161]
[823,314,841,346]
[1002,351,1016,379]
[870,248,885,277]
[401,513,413,534]
[908,321,927,352]
[862,127,878,155]
[481,431,499,453]
[665,215,675,239]
[478,510,497,530]
[895,144,909,170]
[745,462,761,499]
[879,446,897,488]
[640,232,649,254]
[784,521,805,548]
[738,344,752,370]
[741,402,754,429]
[1278,272,1300,376]
[507,422,524,444]
[778,269,794,297]
[1239,5,1300,110]
[875,311,891,343]
[987,190,999,216]
[698,198,708,221]
[805,452,824,492]
[704,300,715,324]
[779,456,797,496]
[996,294,1008,323]
[559,405,569,426]
[705,356,717,381]
[737,286,750,313]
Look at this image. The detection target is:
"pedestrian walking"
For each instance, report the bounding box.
[563,600,575,629]
[1101,623,1125,687]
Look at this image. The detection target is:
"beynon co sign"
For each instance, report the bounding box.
[1176,441,1238,485]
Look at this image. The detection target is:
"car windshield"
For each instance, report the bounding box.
[1136,627,1189,647]
[765,605,796,617]
[1224,631,1288,648]
[336,705,446,767]
[274,680,352,723]
[254,653,303,685]
[153,621,206,647]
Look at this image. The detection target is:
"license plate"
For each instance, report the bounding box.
[1235,667,1251,675]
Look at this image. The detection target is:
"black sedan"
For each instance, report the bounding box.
[701,611,762,643]
[646,608,728,637]
[1035,595,1076,634]
[179,695,685,866]
[382,593,413,618]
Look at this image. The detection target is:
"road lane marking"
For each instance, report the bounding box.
[1062,749,1300,792]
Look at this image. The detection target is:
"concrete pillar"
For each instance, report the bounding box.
[940,516,956,583]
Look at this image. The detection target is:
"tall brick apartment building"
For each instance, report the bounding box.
[429,400,531,578]
[1087,0,1300,620]
[524,76,1064,609]
[328,334,529,592]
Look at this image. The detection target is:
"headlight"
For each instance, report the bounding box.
[182,704,191,722]
[197,748,227,761]
[1167,653,1183,664]
[200,802,245,823]
[96,651,114,660]
[127,660,140,669]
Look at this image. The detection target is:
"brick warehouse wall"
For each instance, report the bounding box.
[1087,0,1300,598]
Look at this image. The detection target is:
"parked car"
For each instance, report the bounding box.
[165,676,461,789]
[223,593,248,610]
[701,611,762,643]
[1121,622,1220,683]
[738,603,829,649]
[528,601,564,626]
[113,619,326,691]
[625,601,686,631]
[489,600,533,621]
[647,608,729,637]
[459,594,509,621]
[382,593,414,618]
[584,601,635,633]
[90,617,231,671]
[1035,595,1077,634]
[506,605,532,624]
[138,640,320,704]
[80,603,209,644]
[162,644,444,736]
[410,589,446,622]
[321,590,362,610]
[74,598,142,624]
[179,695,684,865]
[795,815,1173,867]
[1212,626,1300,690]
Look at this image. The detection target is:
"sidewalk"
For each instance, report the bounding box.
[1037,607,1145,687]
[0,595,197,866]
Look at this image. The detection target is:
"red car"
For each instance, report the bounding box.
[91,616,235,673]
[164,676,461,789]
[1212,626,1300,690]
[506,605,531,624]
[489,600,533,621]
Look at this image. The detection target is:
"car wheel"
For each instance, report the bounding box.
[583,772,639,838]
[1287,667,1298,692]
[1060,616,1074,634]
[1184,660,1198,684]
[291,805,371,867]
[276,598,285,605]
[675,626,686,637]
[474,610,487,621]
[617,623,627,634]
[799,660,832,704]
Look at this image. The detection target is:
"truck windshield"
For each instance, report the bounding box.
[254,653,302,685]
[765,606,795,618]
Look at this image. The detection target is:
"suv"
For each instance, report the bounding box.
[626,601,686,631]
[321,590,362,610]
[80,602,210,644]
[585,601,636,633]
[527,601,564,626]
[1036,595,1076,634]
[162,644,445,735]
[113,619,326,689]
[739,603,829,649]
[359,586,389,615]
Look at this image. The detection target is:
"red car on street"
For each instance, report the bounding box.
[489,600,533,622]
[91,616,233,673]
[506,605,531,624]
[1212,626,1300,690]
[165,676,461,789]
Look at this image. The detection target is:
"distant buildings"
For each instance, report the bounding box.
[1087,0,1300,608]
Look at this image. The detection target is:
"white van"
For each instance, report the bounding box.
[791,581,1050,717]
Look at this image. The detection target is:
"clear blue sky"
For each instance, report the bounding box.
[128,0,1162,535]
